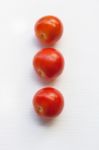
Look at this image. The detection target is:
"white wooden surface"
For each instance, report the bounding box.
[0,0,99,149]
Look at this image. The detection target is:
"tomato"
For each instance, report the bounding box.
[33,87,64,118]
[34,16,63,45]
[33,48,65,81]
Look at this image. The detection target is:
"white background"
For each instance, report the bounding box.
[0,0,99,149]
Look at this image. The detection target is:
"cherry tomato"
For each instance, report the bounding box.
[34,16,63,45]
[33,87,64,118]
[33,48,65,81]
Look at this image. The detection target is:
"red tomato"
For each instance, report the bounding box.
[34,16,63,45]
[33,48,65,81]
[33,87,64,118]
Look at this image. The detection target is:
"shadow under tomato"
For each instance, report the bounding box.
[31,36,61,50]
[32,36,45,49]
[30,108,57,127]
[30,69,60,87]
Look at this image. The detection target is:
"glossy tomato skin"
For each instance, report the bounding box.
[33,48,65,81]
[35,16,63,45]
[33,87,64,118]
